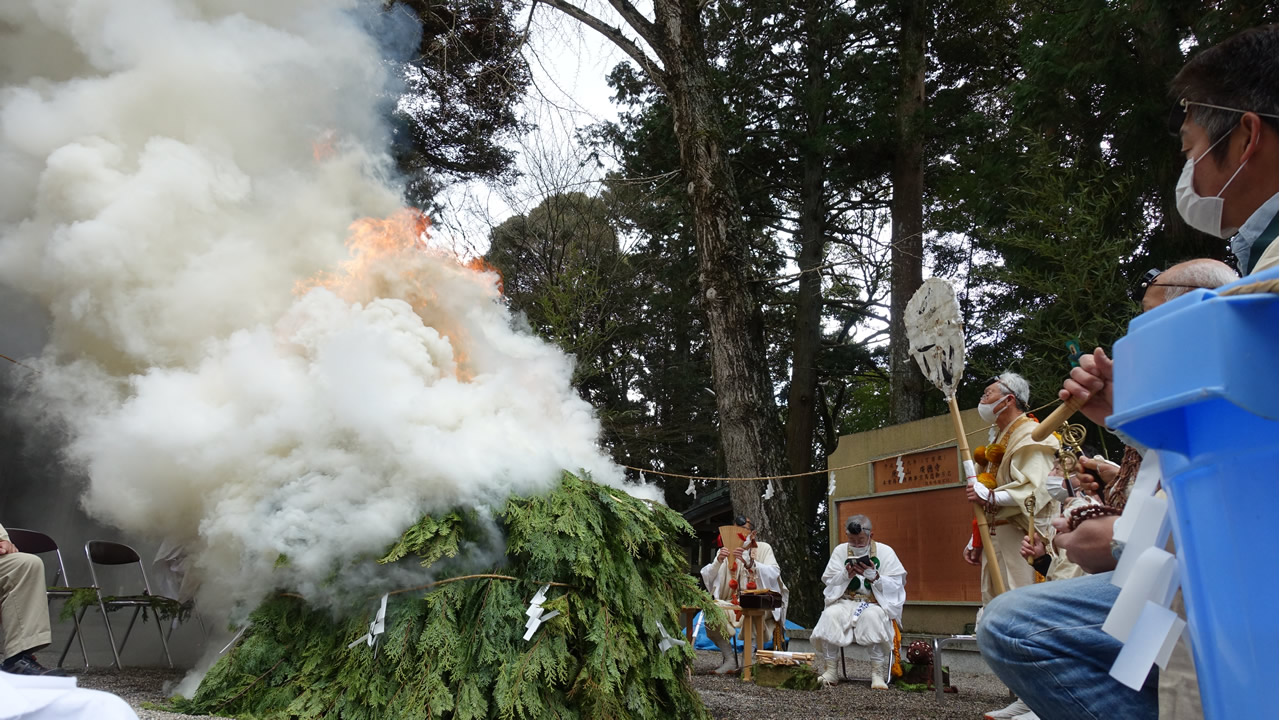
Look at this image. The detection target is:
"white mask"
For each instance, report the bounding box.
[1175,130,1246,240]
[850,542,870,558]
[977,396,1006,423]
[1047,473,1069,502]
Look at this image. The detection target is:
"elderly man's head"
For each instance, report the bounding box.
[1138,259,1239,312]
[980,372,1030,414]
[1171,26,1278,240]
[845,515,872,546]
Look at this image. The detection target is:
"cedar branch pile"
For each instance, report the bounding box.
[171,472,723,719]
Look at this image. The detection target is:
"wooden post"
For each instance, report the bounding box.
[947,395,1007,597]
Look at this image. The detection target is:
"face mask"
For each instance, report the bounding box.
[1175,129,1246,240]
[850,542,870,558]
[977,396,1006,423]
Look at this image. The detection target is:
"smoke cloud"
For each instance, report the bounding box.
[0,0,644,620]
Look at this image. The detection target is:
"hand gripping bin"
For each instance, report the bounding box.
[1108,267,1278,720]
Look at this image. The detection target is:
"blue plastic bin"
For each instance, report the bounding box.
[1108,266,1278,720]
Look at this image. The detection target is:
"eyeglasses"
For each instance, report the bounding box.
[983,377,1011,397]
[1130,268,1210,304]
[1169,98,1280,135]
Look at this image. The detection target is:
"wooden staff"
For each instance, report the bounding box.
[1031,396,1086,442]
[1024,496,1038,566]
[947,395,1007,596]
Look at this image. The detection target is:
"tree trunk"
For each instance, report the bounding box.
[542,0,816,621]
[777,0,832,624]
[648,0,828,622]
[888,0,928,424]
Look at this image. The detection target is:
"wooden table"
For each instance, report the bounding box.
[680,606,700,642]
[739,608,768,681]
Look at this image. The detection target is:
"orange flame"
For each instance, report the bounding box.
[463,257,504,295]
[312,129,337,162]
[297,209,502,381]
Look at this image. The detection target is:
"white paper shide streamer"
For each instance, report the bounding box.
[762,478,775,500]
[828,470,836,497]
[347,594,389,651]
[895,455,905,484]
[655,620,687,653]
[524,584,560,641]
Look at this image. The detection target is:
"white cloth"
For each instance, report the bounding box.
[811,542,906,650]
[0,672,138,720]
[699,540,789,625]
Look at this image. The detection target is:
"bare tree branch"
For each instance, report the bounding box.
[539,0,668,93]
[600,0,660,50]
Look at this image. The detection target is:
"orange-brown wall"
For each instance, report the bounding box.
[836,488,981,603]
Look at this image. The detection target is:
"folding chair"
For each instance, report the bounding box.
[74,540,180,669]
[4,528,90,668]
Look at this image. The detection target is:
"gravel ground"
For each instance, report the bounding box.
[70,652,1013,720]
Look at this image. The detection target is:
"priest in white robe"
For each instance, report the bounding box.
[698,515,789,674]
[811,514,906,689]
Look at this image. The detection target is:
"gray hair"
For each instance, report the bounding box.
[996,372,1031,411]
[846,514,872,534]
[1158,259,1239,303]
[1172,26,1278,162]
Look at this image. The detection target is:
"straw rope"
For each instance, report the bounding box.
[624,400,1061,483]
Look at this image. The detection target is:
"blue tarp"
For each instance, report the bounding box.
[688,610,806,651]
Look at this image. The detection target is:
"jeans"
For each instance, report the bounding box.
[977,572,1157,720]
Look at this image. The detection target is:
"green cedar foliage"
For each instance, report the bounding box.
[57,586,194,624]
[171,472,722,720]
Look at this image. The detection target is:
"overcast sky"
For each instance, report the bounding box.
[433,10,629,254]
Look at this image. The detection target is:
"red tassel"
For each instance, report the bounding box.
[971,518,983,549]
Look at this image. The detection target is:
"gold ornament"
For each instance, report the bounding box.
[985,443,1006,468]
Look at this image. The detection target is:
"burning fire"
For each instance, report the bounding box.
[298,208,503,381]
[312,129,337,162]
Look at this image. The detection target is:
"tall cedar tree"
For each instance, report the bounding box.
[537,0,797,612]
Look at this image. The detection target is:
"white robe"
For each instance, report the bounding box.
[0,672,138,720]
[699,539,789,627]
[811,542,906,649]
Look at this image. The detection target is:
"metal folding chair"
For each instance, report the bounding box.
[4,528,90,668]
[74,540,178,669]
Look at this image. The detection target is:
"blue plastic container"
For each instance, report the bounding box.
[1109,266,1278,720]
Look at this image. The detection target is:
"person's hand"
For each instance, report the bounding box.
[716,547,729,562]
[962,545,981,566]
[1058,348,1114,426]
[0,539,17,555]
[1079,456,1119,497]
[846,562,858,578]
[858,565,879,582]
[1020,534,1046,559]
[1053,515,1119,574]
[965,481,985,504]
[730,547,744,562]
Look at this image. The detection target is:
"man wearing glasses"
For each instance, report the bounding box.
[1172,26,1279,275]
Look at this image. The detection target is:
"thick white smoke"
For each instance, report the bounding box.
[0,0,645,620]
